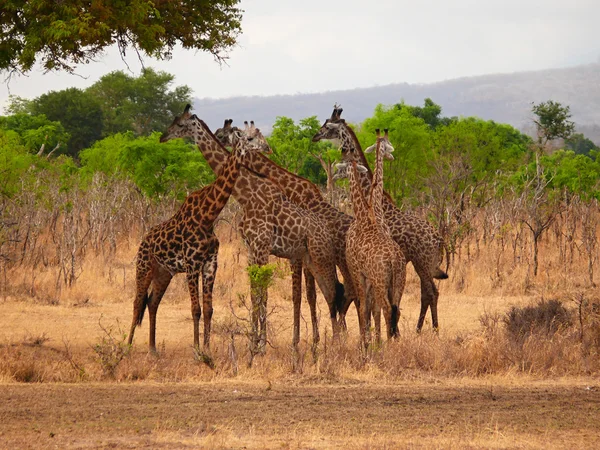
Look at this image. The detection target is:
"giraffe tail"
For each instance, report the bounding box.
[134,292,150,327]
[433,267,449,280]
[334,281,345,316]
[433,239,451,280]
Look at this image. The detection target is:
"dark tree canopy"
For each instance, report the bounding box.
[30,88,104,157]
[0,0,243,74]
[87,68,193,136]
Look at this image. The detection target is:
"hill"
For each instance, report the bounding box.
[193,63,600,142]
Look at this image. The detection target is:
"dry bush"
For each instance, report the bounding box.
[503,299,572,343]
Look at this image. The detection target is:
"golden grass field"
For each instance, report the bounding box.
[1,222,600,449]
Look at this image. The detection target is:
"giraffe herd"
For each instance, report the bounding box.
[128,104,449,357]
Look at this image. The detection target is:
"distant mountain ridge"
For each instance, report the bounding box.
[193,63,600,142]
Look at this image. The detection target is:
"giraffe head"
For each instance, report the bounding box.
[364,129,395,160]
[159,104,196,143]
[313,105,365,167]
[332,161,368,181]
[214,119,272,154]
[312,104,345,144]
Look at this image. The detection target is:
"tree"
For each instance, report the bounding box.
[268,116,337,195]
[394,98,454,130]
[0,112,69,156]
[1,1,242,74]
[564,133,598,156]
[79,132,214,200]
[29,88,104,157]
[519,101,575,276]
[86,68,193,136]
[532,100,575,150]
[357,104,434,202]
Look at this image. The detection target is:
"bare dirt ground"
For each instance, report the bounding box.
[1,379,599,449]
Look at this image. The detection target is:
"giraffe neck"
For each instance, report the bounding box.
[339,124,373,180]
[190,122,230,174]
[199,146,243,225]
[339,122,396,208]
[348,160,374,225]
[188,120,259,207]
[368,139,385,226]
[242,153,323,206]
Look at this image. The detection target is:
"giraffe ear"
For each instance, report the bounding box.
[325,122,340,129]
[356,164,369,173]
[364,143,376,153]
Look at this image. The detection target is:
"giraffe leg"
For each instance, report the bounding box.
[201,244,219,351]
[355,274,370,351]
[247,246,270,356]
[186,271,202,350]
[147,267,173,353]
[303,268,320,358]
[376,282,399,340]
[415,265,434,333]
[290,259,302,352]
[128,258,153,346]
[430,281,440,332]
[337,259,358,332]
[371,286,382,345]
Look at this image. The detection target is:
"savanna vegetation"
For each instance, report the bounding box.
[2,71,600,448]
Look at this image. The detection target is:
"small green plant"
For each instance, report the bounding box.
[246,263,278,293]
[91,316,131,379]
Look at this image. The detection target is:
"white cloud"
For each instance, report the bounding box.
[1,0,598,109]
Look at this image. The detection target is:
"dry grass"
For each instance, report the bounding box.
[1,222,599,384]
[2,216,600,447]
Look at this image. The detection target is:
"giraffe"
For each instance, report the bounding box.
[313,107,449,333]
[342,128,406,347]
[213,120,359,337]
[161,109,344,358]
[127,106,265,353]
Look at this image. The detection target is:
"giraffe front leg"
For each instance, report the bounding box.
[371,287,382,345]
[247,244,270,358]
[337,260,358,332]
[201,245,219,351]
[186,272,202,350]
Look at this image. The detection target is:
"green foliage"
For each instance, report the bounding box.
[247,263,278,293]
[87,68,193,136]
[29,88,104,157]
[564,133,599,156]
[0,130,38,198]
[357,104,435,200]
[1,0,242,73]
[0,128,80,201]
[394,98,454,129]
[0,112,70,154]
[80,132,214,200]
[542,150,600,199]
[268,116,336,186]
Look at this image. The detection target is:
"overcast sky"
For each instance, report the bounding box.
[1,0,598,109]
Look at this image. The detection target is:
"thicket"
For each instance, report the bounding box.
[2,87,600,322]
